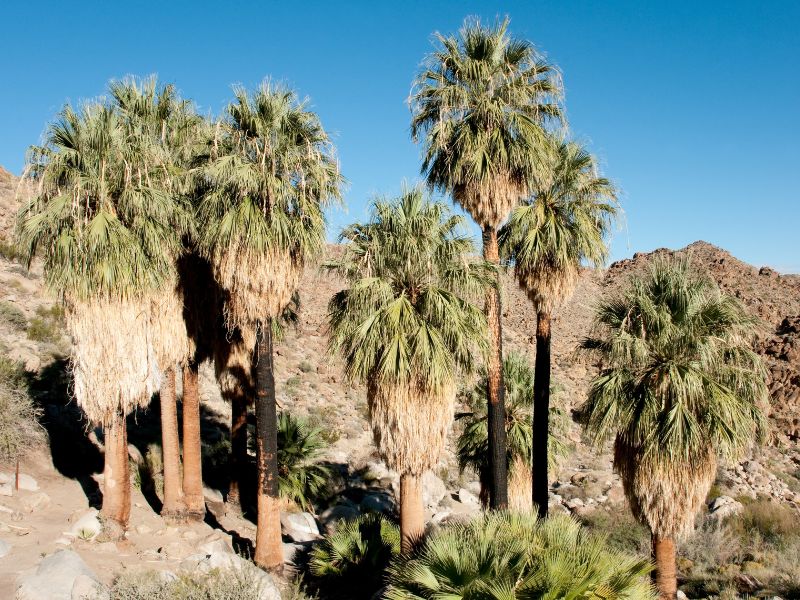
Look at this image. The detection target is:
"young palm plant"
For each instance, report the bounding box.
[327,188,491,550]
[18,98,190,535]
[109,76,202,521]
[500,138,617,517]
[386,512,656,600]
[457,352,571,511]
[411,17,563,508]
[197,82,342,569]
[579,258,768,599]
[275,412,330,510]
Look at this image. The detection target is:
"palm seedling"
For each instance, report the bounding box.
[275,412,331,510]
[411,17,563,508]
[579,258,768,599]
[457,352,571,511]
[386,512,656,600]
[197,82,342,568]
[500,138,617,517]
[327,188,491,550]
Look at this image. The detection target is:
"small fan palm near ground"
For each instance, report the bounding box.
[196,81,342,569]
[579,258,769,599]
[457,352,571,510]
[411,17,563,509]
[327,188,491,551]
[500,138,617,517]
[386,512,656,600]
[17,80,193,537]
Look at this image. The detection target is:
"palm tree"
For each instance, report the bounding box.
[18,98,189,535]
[500,139,617,517]
[327,188,491,551]
[109,76,201,521]
[386,512,656,600]
[456,352,571,511]
[411,17,563,508]
[579,258,768,599]
[197,82,342,569]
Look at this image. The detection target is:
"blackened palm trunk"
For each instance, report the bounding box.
[483,226,508,509]
[253,319,283,570]
[227,391,249,510]
[532,311,551,518]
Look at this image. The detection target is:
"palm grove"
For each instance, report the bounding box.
[14,17,767,600]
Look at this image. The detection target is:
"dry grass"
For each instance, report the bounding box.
[0,354,42,461]
[109,566,267,600]
[0,301,27,330]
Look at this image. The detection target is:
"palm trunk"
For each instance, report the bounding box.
[532,311,551,518]
[160,366,184,519]
[102,410,131,538]
[653,534,678,600]
[228,391,248,510]
[400,473,424,552]
[482,226,508,510]
[253,319,283,571]
[508,455,533,512]
[182,362,205,520]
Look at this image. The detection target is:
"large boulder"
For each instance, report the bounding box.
[67,509,102,541]
[16,550,101,600]
[708,495,744,521]
[280,512,320,542]
[422,472,447,509]
[318,503,360,533]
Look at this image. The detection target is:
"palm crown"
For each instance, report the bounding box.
[500,139,617,312]
[410,17,563,229]
[580,258,768,536]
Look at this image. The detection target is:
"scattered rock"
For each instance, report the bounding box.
[422,472,447,509]
[360,492,395,514]
[71,573,108,600]
[457,488,480,507]
[0,539,10,558]
[159,540,195,561]
[16,550,101,600]
[280,511,320,542]
[20,491,50,513]
[67,509,102,540]
[708,495,744,521]
[0,482,12,497]
[319,503,360,532]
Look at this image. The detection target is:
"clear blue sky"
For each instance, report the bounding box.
[1,1,798,271]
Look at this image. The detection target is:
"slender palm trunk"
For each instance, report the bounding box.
[653,534,678,600]
[509,455,533,512]
[253,319,283,571]
[400,473,424,552]
[160,366,184,519]
[102,410,131,538]
[182,362,205,520]
[532,311,551,518]
[482,226,508,509]
[228,391,248,510]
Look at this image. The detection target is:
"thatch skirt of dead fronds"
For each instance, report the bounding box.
[454,175,525,230]
[516,261,579,314]
[614,438,716,539]
[215,247,301,332]
[148,285,193,372]
[508,454,533,512]
[214,332,255,399]
[68,297,155,427]
[367,378,456,476]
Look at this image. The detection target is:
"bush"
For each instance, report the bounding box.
[0,301,27,330]
[0,236,23,262]
[110,566,268,600]
[309,513,400,599]
[386,512,656,600]
[580,508,652,556]
[733,499,798,542]
[27,316,62,343]
[299,361,314,373]
[0,355,41,460]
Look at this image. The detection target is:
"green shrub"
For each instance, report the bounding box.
[309,513,400,599]
[0,301,27,330]
[387,513,656,600]
[299,361,314,373]
[26,316,61,343]
[110,566,267,600]
[0,236,23,262]
[732,499,798,542]
[580,508,651,556]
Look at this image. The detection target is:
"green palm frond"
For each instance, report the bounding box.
[275,412,331,509]
[580,257,768,467]
[410,17,564,228]
[386,512,656,600]
[327,187,492,389]
[500,138,618,311]
[457,352,571,477]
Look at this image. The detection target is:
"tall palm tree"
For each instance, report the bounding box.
[197,82,342,569]
[411,17,563,508]
[500,139,617,517]
[579,258,768,599]
[18,99,190,535]
[457,352,571,511]
[109,76,201,521]
[328,188,491,551]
